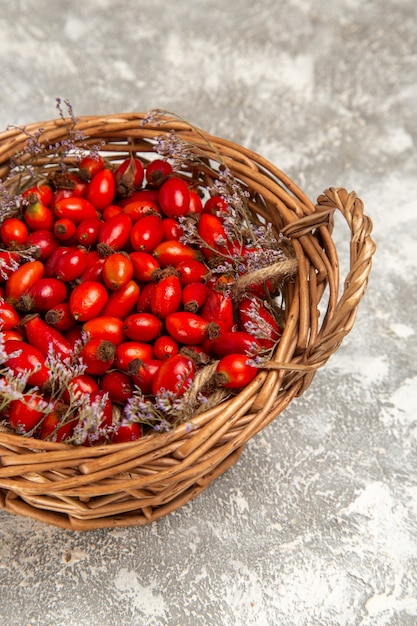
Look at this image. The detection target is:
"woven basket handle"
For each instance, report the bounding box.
[271,187,376,371]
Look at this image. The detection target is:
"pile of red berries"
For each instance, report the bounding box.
[0,152,283,445]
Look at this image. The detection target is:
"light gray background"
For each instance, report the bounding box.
[1,1,416,625]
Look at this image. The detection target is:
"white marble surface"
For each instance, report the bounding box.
[1,1,416,625]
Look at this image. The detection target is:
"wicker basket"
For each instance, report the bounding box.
[0,113,375,530]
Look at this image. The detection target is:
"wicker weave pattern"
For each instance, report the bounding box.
[0,114,375,530]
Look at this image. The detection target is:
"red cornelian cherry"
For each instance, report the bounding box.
[100,371,135,404]
[85,168,116,210]
[215,353,258,389]
[69,281,108,321]
[0,217,28,246]
[158,176,190,218]
[123,312,163,342]
[102,279,141,318]
[129,214,163,252]
[151,274,182,319]
[153,334,179,360]
[83,316,126,346]
[102,253,134,291]
[145,158,173,187]
[151,353,195,398]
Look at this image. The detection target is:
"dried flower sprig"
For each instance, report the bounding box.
[0,180,24,222]
[123,362,196,432]
[141,108,226,176]
[0,334,52,432]
[70,391,111,446]
[124,386,192,432]
[0,330,108,442]
[44,337,88,399]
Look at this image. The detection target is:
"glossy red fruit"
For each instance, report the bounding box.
[80,338,116,375]
[97,213,132,251]
[123,313,163,342]
[84,249,105,272]
[115,156,144,194]
[112,421,142,443]
[78,154,105,181]
[53,218,77,242]
[182,282,209,312]
[102,205,123,221]
[151,353,195,397]
[153,334,179,360]
[158,176,190,218]
[5,261,44,304]
[238,296,282,349]
[53,197,98,223]
[3,340,49,387]
[23,200,54,231]
[135,282,157,313]
[203,194,228,219]
[145,159,173,187]
[55,247,88,282]
[114,341,154,372]
[40,411,75,442]
[69,281,108,321]
[0,301,20,329]
[161,218,184,241]
[130,251,160,282]
[118,188,159,208]
[9,395,47,433]
[153,240,200,267]
[53,172,87,198]
[122,199,161,223]
[211,331,261,358]
[102,253,134,291]
[44,246,70,278]
[62,374,99,403]
[197,213,230,258]
[76,217,102,246]
[101,279,140,318]
[174,259,208,286]
[201,289,234,333]
[100,371,134,404]
[21,314,73,360]
[187,190,204,215]
[151,274,182,319]
[50,188,74,209]
[22,182,53,207]
[83,316,125,346]
[78,251,105,283]
[85,168,116,210]
[45,302,76,332]
[165,311,220,345]
[130,214,163,253]
[26,229,59,262]
[0,218,28,246]
[215,353,258,389]
[22,278,67,313]
[131,358,162,394]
